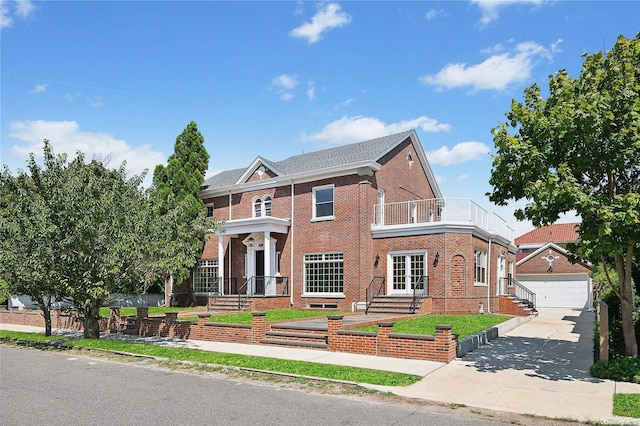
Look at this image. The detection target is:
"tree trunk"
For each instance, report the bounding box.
[41,306,52,337]
[616,249,638,357]
[83,304,102,339]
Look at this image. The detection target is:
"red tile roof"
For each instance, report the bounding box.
[515,222,580,245]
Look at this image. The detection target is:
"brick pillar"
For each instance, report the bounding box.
[376,321,394,356]
[327,315,344,351]
[165,312,178,325]
[434,324,457,362]
[108,308,121,333]
[197,313,210,326]
[136,307,148,320]
[252,312,267,343]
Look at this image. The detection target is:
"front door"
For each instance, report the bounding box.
[255,250,265,294]
[497,256,506,294]
[389,252,426,295]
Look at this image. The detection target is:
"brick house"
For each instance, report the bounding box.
[515,222,592,308]
[183,130,520,315]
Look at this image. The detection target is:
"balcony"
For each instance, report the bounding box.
[372,197,514,243]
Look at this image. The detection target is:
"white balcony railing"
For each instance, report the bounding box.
[373,197,514,242]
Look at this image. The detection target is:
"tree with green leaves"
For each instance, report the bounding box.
[489,34,640,356]
[0,150,68,335]
[152,121,213,305]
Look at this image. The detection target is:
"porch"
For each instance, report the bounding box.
[372,197,514,242]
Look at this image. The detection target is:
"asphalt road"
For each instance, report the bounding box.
[0,345,507,426]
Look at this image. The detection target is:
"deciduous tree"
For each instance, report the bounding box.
[489,34,640,356]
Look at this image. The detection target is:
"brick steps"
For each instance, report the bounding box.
[366,296,420,315]
[208,295,252,312]
[260,328,329,350]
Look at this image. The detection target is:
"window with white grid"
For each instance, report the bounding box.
[193,259,219,293]
[304,253,344,294]
[474,250,487,285]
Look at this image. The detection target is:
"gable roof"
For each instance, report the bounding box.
[201,130,441,197]
[516,242,569,266]
[515,222,580,245]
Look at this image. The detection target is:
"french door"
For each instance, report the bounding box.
[389,251,426,295]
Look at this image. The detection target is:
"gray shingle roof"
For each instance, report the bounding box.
[203,130,414,190]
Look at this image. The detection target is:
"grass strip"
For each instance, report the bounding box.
[67,338,420,386]
[208,309,350,325]
[0,330,63,341]
[613,394,640,418]
[356,314,509,339]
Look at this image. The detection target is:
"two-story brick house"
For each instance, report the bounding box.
[188,130,520,315]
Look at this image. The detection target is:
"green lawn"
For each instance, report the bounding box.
[613,394,640,418]
[356,314,509,339]
[68,338,418,386]
[207,309,349,324]
[0,330,65,341]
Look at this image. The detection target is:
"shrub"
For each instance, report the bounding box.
[590,356,640,384]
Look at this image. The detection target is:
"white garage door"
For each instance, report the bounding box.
[518,274,590,308]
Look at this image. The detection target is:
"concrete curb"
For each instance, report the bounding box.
[457,314,536,358]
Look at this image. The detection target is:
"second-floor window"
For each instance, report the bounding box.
[253,195,272,218]
[313,185,334,220]
[205,203,214,218]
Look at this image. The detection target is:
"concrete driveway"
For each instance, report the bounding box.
[380,308,640,424]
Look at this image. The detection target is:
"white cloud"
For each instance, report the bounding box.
[304,115,451,144]
[289,2,351,44]
[8,120,166,185]
[434,174,446,185]
[1,0,35,29]
[424,9,444,21]
[426,141,490,166]
[551,38,563,53]
[334,98,355,111]
[471,0,545,25]
[271,74,299,101]
[272,74,299,90]
[456,174,469,181]
[29,83,48,94]
[307,81,316,100]
[64,92,104,107]
[419,40,551,92]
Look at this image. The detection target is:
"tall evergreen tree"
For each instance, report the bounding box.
[152,121,214,304]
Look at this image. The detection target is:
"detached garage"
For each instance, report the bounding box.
[515,224,593,310]
[516,274,591,308]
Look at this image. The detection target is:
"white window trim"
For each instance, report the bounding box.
[312,184,335,221]
[387,250,427,293]
[302,252,344,296]
[252,194,273,218]
[474,250,488,286]
[193,259,219,294]
[204,202,214,218]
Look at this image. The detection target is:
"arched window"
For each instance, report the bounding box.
[264,195,272,217]
[253,197,262,217]
[253,195,273,218]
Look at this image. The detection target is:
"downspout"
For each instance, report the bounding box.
[228,191,232,295]
[290,181,295,306]
[487,237,492,313]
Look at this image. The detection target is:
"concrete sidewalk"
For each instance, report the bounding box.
[3,308,640,424]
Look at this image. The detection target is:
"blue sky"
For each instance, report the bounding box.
[2,0,638,236]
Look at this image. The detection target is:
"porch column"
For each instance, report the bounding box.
[218,235,225,295]
[263,231,273,295]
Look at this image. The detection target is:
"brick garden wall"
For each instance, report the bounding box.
[0,308,108,332]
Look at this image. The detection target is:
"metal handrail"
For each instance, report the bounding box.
[410,275,429,313]
[365,276,385,314]
[502,276,536,310]
[238,278,251,310]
